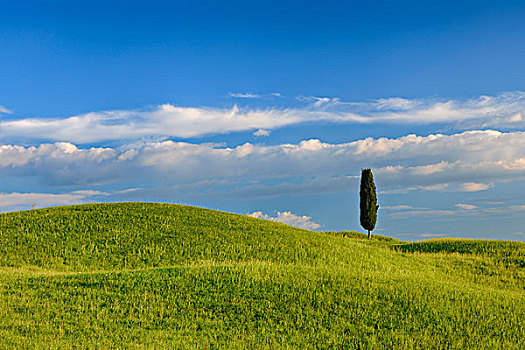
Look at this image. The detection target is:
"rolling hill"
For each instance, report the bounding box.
[0,202,524,349]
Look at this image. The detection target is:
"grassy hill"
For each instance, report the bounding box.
[0,202,524,349]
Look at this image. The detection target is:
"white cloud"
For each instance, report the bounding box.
[2,129,525,197]
[229,92,283,99]
[385,203,483,219]
[3,91,524,143]
[0,190,103,210]
[411,161,450,175]
[249,211,321,230]
[507,205,525,212]
[460,182,493,192]
[253,129,270,137]
[0,142,115,168]
[72,190,110,196]
[228,92,261,98]
[480,204,525,214]
[389,209,457,219]
[375,97,420,111]
[116,188,141,194]
[0,106,13,114]
[421,184,450,192]
[1,104,305,143]
[455,203,478,210]
[379,184,450,194]
[508,112,522,123]
[381,205,426,210]
[419,233,447,238]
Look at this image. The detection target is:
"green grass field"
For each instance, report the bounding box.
[0,202,524,349]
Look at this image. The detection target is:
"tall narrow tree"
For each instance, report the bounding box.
[360,168,378,239]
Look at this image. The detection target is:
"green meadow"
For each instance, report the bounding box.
[0,202,524,349]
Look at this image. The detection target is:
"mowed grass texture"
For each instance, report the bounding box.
[0,203,524,349]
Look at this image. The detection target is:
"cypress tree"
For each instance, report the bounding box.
[360,168,378,239]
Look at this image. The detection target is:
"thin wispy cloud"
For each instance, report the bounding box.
[228,92,261,98]
[418,233,447,238]
[2,92,524,143]
[1,104,304,143]
[460,182,493,192]
[0,106,13,114]
[0,190,107,210]
[389,209,457,219]
[229,92,283,99]
[381,205,427,210]
[455,203,478,210]
[296,95,341,107]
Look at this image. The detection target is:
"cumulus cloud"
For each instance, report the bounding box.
[2,129,525,196]
[0,142,115,168]
[0,142,122,187]
[2,91,525,143]
[249,211,321,230]
[253,129,271,137]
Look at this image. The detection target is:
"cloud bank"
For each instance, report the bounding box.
[1,130,525,198]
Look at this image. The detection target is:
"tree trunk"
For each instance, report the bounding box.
[368,230,371,239]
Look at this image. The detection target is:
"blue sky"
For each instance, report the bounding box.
[1,0,525,240]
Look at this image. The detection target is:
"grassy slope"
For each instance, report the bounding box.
[0,203,524,349]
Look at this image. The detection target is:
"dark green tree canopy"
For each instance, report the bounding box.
[360,168,378,238]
